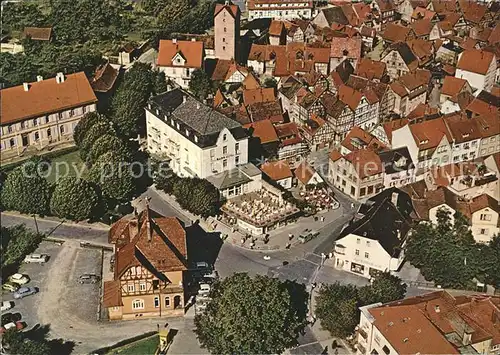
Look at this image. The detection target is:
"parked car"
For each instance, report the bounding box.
[0,321,24,334]
[13,287,37,299]
[2,283,19,293]
[78,274,100,284]
[203,271,219,279]
[199,283,211,293]
[8,274,29,285]
[1,301,13,312]
[195,262,210,269]
[1,312,21,325]
[23,254,49,264]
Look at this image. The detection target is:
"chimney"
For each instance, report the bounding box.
[172,38,177,44]
[55,72,65,84]
[434,305,440,313]
[191,38,196,42]
[463,331,472,346]
[196,102,201,109]
[36,75,43,82]
[182,95,187,103]
[225,0,230,4]
[23,83,29,92]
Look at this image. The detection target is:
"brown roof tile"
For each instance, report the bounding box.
[342,126,388,153]
[261,160,293,181]
[294,160,317,185]
[244,119,279,144]
[0,72,97,125]
[157,39,203,68]
[329,149,342,162]
[269,20,285,36]
[214,2,240,18]
[441,76,468,97]
[356,58,386,81]
[443,113,482,143]
[411,19,433,37]
[344,149,383,179]
[243,87,276,106]
[381,23,413,43]
[457,49,495,75]
[459,0,487,24]
[338,84,363,111]
[409,117,452,150]
[91,62,119,93]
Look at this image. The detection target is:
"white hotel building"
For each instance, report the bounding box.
[146,88,249,179]
[246,0,313,21]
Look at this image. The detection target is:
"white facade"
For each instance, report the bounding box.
[333,233,405,279]
[247,0,313,21]
[146,111,249,179]
[157,63,197,89]
[455,54,496,91]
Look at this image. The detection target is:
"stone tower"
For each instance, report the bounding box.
[214,1,240,61]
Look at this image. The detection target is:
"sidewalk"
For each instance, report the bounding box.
[0,210,110,230]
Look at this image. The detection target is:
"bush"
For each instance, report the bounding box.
[171,177,219,217]
[1,225,44,275]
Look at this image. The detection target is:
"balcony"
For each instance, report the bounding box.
[334,244,346,255]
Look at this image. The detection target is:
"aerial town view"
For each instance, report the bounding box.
[0,0,499,354]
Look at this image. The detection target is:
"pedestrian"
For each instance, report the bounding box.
[329,252,333,259]
[321,216,325,222]
[288,233,294,241]
[351,202,354,209]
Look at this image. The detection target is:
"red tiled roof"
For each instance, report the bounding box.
[110,208,188,278]
[356,58,386,81]
[409,117,452,150]
[459,0,487,24]
[330,37,362,59]
[91,62,119,93]
[269,20,285,36]
[441,76,468,97]
[329,149,342,162]
[381,23,412,43]
[411,19,433,37]
[157,39,203,68]
[338,84,362,111]
[214,2,240,18]
[443,113,482,143]
[243,87,276,106]
[342,126,388,153]
[344,149,383,179]
[261,160,293,181]
[457,49,495,75]
[294,160,318,185]
[244,119,279,144]
[0,72,97,125]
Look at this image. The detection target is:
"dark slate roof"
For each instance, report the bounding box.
[340,189,413,256]
[379,147,415,174]
[476,90,499,107]
[392,42,417,65]
[321,7,349,26]
[335,60,355,83]
[241,18,272,32]
[149,88,247,148]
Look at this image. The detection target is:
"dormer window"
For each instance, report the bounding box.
[223,134,227,141]
[185,129,189,136]
[194,135,198,143]
[177,58,181,63]
[419,139,429,145]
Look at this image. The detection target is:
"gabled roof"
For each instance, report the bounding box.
[381,23,413,43]
[261,160,293,181]
[443,113,482,143]
[318,6,349,26]
[91,62,120,93]
[214,2,240,18]
[379,147,414,174]
[343,149,383,179]
[339,189,411,256]
[374,0,396,12]
[269,20,285,36]
[294,160,321,185]
[356,58,386,81]
[0,72,97,125]
[457,49,495,75]
[411,19,433,37]
[157,39,203,68]
[243,87,276,106]
[385,42,418,68]
[243,119,279,144]
[342,126,388,153]
[441,76,468,97]
[338,84,363,111]
[110,208,188,279]
[409,117,452,151]
[459,0,487,24]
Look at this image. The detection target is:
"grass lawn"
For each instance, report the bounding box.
[107,335,159,355]
[46,150,86,184]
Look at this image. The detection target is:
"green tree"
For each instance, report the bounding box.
[73,112,106,147]
[172,178,219,217]
[1,225,44,273]
[315,283,360,338]
[194,273,307,354]
[1,2,46,33]
[86,134,132,167]
[154,162,178,194]
[358,272,407,305]
[88,152,135,202]
[157,0,192,28]
[111,62,157,138]
[50,177,100,221]
[479,235,500,287]
[189,69,213,100]
[405,208,481,289]
[0,162,51,215]
[152,71,169,94]
[50,0,124,44]
[0,53,41,88]
[79,120,114,160]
